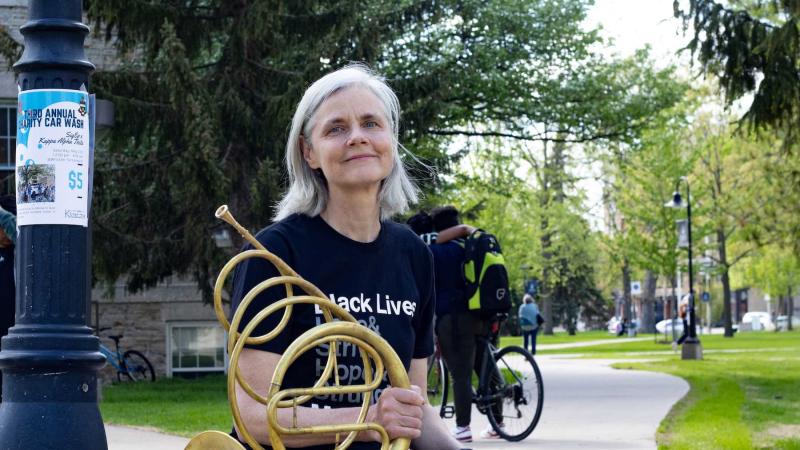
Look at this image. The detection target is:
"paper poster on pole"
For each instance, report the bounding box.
[15,89,90,226]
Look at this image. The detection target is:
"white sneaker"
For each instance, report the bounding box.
[480,423,504,439]
[452,425,472,442]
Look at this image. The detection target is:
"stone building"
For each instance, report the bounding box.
[1,2,224,380]
[91,279,226,381]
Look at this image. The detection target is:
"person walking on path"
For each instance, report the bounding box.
[518,294,540,355]
[676,294,690,346]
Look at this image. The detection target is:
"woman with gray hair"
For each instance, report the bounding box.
[230,65,465,450]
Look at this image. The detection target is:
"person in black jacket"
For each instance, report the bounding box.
[0,195,17,402]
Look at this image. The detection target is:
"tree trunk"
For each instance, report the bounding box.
[539,187,554,335]
[540,226,554,335]
[641,271,657,333]
[670,274,679,342]
[717,228,734,337]
[622,258,632,324]
[788,286,794,331]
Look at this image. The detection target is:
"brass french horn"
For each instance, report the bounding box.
[185,206,411,450]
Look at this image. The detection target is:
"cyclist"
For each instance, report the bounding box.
[429,206,504,442]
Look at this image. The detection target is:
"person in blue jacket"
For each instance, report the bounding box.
[518,294,540,355]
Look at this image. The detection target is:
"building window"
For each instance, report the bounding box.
[0,103,16,196]
[166,321,226,377]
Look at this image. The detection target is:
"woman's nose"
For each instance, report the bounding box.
[347,127,368,146]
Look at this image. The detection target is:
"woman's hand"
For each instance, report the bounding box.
[365,385,425,442]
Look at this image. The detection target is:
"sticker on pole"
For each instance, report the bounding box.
[15,89,90,226]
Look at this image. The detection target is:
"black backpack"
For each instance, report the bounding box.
[462,229,511,315]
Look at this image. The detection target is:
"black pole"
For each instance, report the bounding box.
[685,181,697,338]
[0,1,107,449]
[680,178,702,359]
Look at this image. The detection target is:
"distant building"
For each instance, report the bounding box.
[1,3,223,380]
[91,278,227,380]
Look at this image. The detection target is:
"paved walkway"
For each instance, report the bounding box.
[105,424,189,450]
[106,349,689,450]
[441,355,688,449]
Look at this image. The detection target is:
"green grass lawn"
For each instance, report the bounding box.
[500,329,612,347]
[585,331,800,450]
[100,375,231,437]
[100,330,800,448]
[533,331,800,355]
[619,348,800,450]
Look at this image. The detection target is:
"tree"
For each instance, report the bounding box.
[437,144,609,335]
[77,0,612,295]
[736,245,799,329]
[604,103,699,334]
[689,112,777,337]
[0,1,685,298]
[674,0,800,144]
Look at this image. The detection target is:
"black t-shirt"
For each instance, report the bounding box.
[0,246,14,337]
[230,214,435,450]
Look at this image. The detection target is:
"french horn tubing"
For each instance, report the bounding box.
[185,206,411,450]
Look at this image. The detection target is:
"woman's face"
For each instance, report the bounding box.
[302,86,394,193]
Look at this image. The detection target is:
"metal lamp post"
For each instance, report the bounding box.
[665,177,703,360]
[0,1,107,448]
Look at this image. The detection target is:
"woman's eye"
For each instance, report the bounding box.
[328,126,344,135]
[364,121,378,128]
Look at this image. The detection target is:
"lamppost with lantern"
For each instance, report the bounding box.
[664,176,703,360]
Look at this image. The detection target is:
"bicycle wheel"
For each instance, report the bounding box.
[121,350,156,382]
[426,354,445,402]
[486,345,543,441]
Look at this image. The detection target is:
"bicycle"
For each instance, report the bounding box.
[95,328,156,382]
[426,336,447,400]
[429,314,543,441]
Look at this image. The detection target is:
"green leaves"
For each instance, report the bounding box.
[82,0,684,297]
[675,0,800,144]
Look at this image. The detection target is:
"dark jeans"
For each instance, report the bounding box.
[437,311,500,428]
[522,327,539,354]
[436,312,479,427]
[677,318,689,344]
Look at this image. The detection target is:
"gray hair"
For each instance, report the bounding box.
[274,64,418,221]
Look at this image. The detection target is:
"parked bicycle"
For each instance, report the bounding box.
[95,327,155,382]
[428,314,543,441]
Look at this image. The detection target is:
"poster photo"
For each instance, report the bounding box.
[15,89,90,226]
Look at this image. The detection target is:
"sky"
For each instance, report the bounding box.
[586,0,690,65]
[579,0,694,230]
